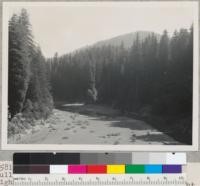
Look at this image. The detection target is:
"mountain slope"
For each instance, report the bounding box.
[68,31,161,56]
[94,31,161,49]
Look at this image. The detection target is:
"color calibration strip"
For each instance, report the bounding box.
[13,153,186,165]
[13,164,182,174]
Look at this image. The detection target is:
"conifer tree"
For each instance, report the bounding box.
[8,9,32,117]
[9,9,53,120]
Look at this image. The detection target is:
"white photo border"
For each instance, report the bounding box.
[1,1,199,151]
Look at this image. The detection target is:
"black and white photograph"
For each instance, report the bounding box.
[1,2,199,150]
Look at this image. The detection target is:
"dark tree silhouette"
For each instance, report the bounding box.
[8,9,53,120]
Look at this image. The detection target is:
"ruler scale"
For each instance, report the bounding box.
[13,174,186,186]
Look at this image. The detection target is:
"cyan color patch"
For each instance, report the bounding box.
[145,165,162,173]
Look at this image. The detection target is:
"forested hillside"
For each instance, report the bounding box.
[95,31,160,49]
[48,28,193,144]
[8,9,53,136]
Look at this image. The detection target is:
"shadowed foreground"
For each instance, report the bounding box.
[8,104,181,145]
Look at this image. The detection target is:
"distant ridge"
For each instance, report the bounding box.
[93,31,161,49]
[67,31,161,56]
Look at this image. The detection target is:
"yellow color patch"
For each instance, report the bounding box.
[107,165,125,174]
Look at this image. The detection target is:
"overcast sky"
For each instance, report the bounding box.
[7,2,196,58]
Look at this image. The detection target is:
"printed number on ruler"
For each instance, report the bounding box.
[13,174,186,186]
[0,161,13,186]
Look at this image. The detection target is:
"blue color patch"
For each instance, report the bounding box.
[145,165,162,173]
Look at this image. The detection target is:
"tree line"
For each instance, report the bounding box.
[8,9,53,121]
[48,28,193,115]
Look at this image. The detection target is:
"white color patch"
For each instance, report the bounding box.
[50,165,68,174]
[166,153,186,165]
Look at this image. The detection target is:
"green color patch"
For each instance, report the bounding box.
[125,165,145,173]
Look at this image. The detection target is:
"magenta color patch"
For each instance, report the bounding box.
[68,165,87,174]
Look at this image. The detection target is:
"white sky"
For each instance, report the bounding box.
[6,2,196,58]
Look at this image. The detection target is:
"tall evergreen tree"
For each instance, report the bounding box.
[8,9,32,117]
[127,33,141,110]
[9,9,53,120]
